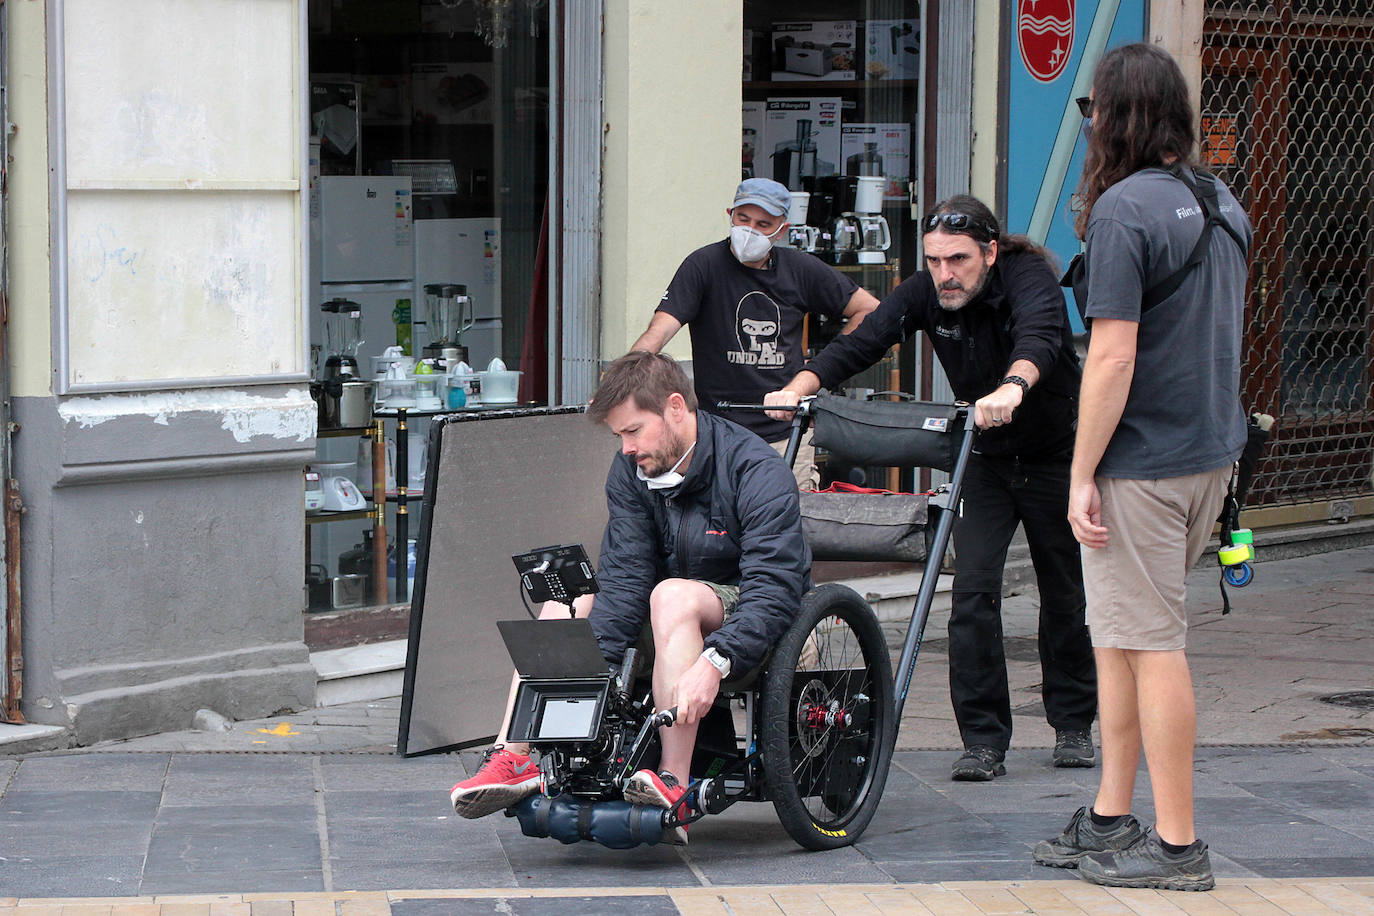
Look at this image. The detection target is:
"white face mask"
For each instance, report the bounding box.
[730,224,779,264]
[636,441,695,490]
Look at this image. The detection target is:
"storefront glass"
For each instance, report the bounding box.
[742,0,923,486]
[306,0,557,615]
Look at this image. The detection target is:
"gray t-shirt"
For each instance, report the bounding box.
[1085,167,1252,479]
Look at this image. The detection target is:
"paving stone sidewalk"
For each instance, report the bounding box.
[1,544,1370,913]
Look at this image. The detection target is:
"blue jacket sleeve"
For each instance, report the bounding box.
[588,456,660,664]
[701,452,809,673]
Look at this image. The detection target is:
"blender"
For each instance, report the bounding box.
[317,298,372,427]
[422,283,475,368]
[320,298,364,381]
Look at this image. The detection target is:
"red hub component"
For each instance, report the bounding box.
[802,702,852,730]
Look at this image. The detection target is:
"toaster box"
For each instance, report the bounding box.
[864,19,921,81]
[840,123,913,200]
[771,21,857,81]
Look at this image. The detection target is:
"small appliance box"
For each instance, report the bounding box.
[764,97,842,183]
[771,21,858,81]
[864,19,921,81]
[841,123,913,201]
[742,101,765,179]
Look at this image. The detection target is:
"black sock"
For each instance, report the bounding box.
[1089,808,1128,829]
[1160,838,1194,855]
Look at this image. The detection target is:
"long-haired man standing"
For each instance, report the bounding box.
[1034,43,1252,892]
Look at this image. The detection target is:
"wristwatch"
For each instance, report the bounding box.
[701,647,732,678]
[1000,375,1030,394]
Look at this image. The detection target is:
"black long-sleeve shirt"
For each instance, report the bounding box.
[805,248,1081,459]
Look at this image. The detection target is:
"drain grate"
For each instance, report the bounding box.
[1318,690,1374,709]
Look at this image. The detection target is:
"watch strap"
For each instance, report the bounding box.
[1000,374,1030,394]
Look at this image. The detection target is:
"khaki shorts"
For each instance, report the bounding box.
[630,580,737,666]
[770,433,819,490]
[1082,465,1231,650]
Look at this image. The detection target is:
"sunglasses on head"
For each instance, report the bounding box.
[921,212,996,241]
[1075,96,1094,118]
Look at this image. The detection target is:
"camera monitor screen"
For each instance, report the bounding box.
[537,696,600,740]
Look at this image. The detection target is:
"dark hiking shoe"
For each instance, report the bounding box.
[1079,835,1215,891]
[951,745,1006,781]
[1053,729,1097,768]
[1033,805,1146,867]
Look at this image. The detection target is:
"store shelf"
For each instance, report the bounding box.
[317,424,375,438]
[743,79,918,90]
[307,508,376,525]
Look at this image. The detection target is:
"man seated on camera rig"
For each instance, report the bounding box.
[449,350,810,843]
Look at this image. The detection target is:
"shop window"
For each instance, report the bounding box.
[743,1,924,487]
[306,0,560,615]
[308,0,552,398]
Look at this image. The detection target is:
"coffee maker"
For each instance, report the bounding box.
[422,283,475,368]
[320,298,364,380]
[781,191,821,253]
[853,176,891,265]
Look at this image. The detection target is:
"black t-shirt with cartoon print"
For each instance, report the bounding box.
[657,239,857,440]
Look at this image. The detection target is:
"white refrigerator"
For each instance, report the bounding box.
[311,175,416,373]
[309,176,416,587]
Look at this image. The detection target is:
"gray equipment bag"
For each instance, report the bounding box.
[810,392,961,472]
[799,485,931,562]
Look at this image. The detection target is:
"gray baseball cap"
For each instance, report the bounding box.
[732,178,791,217]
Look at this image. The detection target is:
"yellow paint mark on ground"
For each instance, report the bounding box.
[255,723,300,737]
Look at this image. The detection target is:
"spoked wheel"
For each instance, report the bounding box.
[760,583,895,850]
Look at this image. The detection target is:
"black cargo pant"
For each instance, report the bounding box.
[948,450,1097,752]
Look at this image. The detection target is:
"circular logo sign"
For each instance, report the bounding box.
[1018,0,1075,83]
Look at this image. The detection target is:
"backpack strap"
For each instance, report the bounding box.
[1141,165,1247,313]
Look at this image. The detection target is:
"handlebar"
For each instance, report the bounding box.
[715,398,812,417]
[650,707,678,728]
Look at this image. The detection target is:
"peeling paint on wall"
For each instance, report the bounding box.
[58,388,318,442]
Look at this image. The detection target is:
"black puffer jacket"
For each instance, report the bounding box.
[589,411,811,673]
[805,249,1081,459]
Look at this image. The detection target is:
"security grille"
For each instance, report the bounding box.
[1202,2,1374,507]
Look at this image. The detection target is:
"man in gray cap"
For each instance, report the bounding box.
[631,177,878,488]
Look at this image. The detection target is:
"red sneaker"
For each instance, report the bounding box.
[449,747,539,819]
[623,769,691,844]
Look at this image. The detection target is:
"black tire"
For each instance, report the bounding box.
[760,583,895,850]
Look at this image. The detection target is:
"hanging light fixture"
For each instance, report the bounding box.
[438,0,547,48]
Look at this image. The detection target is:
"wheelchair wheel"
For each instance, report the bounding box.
[760,583,895,850]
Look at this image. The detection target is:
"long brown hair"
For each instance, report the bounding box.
[1073,43,1196,239]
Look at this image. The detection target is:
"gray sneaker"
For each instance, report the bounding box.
[1052,729,1096,768]
[1033,806,1146,867]
[951,745,1006,781]
[1079,835,1215,891]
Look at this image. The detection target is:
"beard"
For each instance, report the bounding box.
[937,262,992,311]
[636,430,690,478]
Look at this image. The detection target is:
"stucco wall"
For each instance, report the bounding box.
[600,0,742,361]
[5,1,317,743]
[8,0,53,399]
